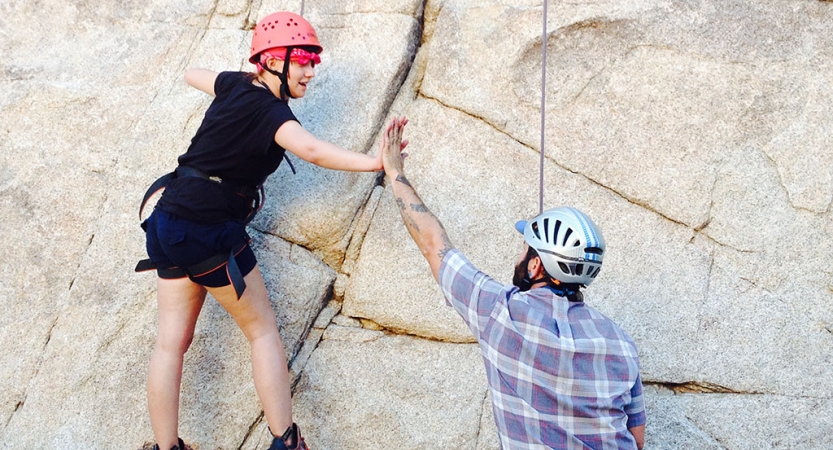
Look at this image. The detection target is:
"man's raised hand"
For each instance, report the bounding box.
[381,116,409,177]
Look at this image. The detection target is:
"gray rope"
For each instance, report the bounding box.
[300,0,305,16]
[539,0,548,214]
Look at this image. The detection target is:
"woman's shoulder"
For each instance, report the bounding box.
[215,71,255,91]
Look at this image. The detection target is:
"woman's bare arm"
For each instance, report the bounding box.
[275,120,383,172]
[184,69,218,96]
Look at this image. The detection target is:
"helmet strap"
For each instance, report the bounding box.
[523,275,549,289]
[262,47,295,101]
[544,285,584,302]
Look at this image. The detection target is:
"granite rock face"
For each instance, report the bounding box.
[1,0,832,449]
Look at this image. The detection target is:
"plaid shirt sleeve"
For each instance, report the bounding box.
[625,373,647,428]
[438,249,515,338]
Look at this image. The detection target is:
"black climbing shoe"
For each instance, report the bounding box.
[151,437,188,450]
[268,423,309,450]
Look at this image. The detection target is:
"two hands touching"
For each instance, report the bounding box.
[378,116,410,176]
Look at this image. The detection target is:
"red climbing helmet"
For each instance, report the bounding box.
[249,12,322,64]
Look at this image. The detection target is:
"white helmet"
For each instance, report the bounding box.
[515,206,606,286]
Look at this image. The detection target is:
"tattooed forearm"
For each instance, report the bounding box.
[395,174,412,187]
[395,197,421,232]
[437,233,455,259]
[388,168,454,279]
[404,215,420,233]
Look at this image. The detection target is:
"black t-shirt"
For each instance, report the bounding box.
[157,71,298,223]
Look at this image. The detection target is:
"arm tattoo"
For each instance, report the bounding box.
[395,174,412,187]
[396,197,421,232]
[390,168,456,264]
[437,233,454,259]
[404,214,421,233]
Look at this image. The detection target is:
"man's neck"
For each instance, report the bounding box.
[529,281,550,290]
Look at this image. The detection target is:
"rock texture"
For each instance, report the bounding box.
[1,0,832,449]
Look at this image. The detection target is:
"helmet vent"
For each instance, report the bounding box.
[562,228,573,246]
[558,262,570,274]
[590,267,601,278]
[543,218,550,242]
[585,247,603,255]
[576,264,584,276]
[531,221,541,240]
[553,220,562,244]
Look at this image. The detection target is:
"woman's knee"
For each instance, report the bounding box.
[153,328,196,357]
[234,306,281,345]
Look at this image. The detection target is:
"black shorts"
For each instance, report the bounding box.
[144,209,256,287]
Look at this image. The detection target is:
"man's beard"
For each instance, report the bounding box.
[512,258,535,292]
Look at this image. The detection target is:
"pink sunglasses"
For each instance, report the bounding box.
[261,48,321,67]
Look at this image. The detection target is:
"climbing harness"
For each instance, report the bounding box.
[134,166,274,299]
[137,165,270,224]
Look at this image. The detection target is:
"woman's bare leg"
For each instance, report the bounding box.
[148,277,206,449]
[206,265,293,438]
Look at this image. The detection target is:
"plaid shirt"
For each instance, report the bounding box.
[439,250,646,450]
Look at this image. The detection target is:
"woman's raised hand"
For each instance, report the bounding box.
[380,116,409,176]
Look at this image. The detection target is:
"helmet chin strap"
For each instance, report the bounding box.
[262,47,295,100]
[518,275,547,292]
[526,271,548,284]
[519,264,584,302]
[544,284,584,302]
[517,273,583,302]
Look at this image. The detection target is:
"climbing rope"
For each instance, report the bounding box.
[539,0,548,214]
[294,0,546,212]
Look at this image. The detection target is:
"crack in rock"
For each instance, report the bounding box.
[3,401,24,430]
[696,232,756,254]
[758,146,829,215]
[694,250,716,337]
[682,412,730,449]
[645,380,764,395]
[5,317,59,430]
[237,411,265,450]
[474,388,490,447]
[648,382,833,400]
[420,93,698,231]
